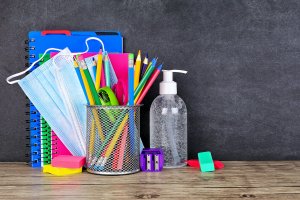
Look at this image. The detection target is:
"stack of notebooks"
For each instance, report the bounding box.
[26,30,123,167]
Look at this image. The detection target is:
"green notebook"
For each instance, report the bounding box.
[39,54,52,165]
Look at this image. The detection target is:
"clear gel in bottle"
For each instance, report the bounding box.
[150,70,187,168]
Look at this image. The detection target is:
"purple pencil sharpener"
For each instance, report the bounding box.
[140,148,164,172]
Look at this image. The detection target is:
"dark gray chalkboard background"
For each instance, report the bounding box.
[1,0,299,161]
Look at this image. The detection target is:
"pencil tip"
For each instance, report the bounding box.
[157,64,163,70]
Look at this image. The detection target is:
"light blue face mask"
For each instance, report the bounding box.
[6,37,106,156]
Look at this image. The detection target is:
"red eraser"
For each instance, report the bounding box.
[213,160,224,169]
[187,159,224,170]
[52,155,86,168]
[186,159,200,168]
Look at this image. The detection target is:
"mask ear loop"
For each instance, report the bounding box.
[6,47,63,84]
[52,37,106,68]
[6,37,106,85]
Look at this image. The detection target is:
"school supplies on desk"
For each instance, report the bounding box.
[8,28,161,175]
[23,30,123,167]
[7,37,122,160]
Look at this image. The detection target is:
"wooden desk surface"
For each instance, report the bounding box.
[0,161,299,199]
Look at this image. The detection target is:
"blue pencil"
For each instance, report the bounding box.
[73,57,88,102]
[104,52,111,87]
[128,53,135,154]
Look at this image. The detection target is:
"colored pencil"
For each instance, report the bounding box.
[104,52,110,87]
[134,58,157,100]
[134,50,142,90]
[78,55,101,105]
[73,57,88,101]
[140,53,148,78]
[95,49,103,91]
[136,64,163,105]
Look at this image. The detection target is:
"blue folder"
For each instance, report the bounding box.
[27,30,123,167]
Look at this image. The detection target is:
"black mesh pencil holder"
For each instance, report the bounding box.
[86,105,140,175]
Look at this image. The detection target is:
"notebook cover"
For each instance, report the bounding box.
[27,30,123,167]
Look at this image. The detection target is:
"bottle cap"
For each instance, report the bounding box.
[160,70,187,94]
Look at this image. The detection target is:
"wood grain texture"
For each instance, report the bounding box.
[0,161,299,199]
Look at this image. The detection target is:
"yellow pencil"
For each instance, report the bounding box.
[79,65,95,105]
[95,50,103,91]
[134,50,142,90]
[77,59,105,142]
[88,119,96,162]
[100,114,129,166]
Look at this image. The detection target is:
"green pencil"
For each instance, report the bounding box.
[134,58,157,99]
[77,55,101,105]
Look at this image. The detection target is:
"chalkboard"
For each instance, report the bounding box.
[1,0,299,161]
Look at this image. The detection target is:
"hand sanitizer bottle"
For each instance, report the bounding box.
[150,70,187,168]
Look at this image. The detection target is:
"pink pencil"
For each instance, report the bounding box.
[136,64,163,105]
[117,124,129,170]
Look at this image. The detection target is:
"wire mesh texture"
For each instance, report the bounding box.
[86,105,140,175]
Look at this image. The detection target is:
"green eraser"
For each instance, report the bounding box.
[198,151,215,172]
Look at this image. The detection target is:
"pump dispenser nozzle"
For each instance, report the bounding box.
[160,70,187,95]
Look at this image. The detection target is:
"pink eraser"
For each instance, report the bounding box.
[52,155,86,168]
[213,160,224,169]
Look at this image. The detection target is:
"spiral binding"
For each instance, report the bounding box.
[25,36,42,168]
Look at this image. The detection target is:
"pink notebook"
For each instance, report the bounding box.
[51,131,72,159]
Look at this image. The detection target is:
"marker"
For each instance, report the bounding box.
[134,50,142,90]
[135,64,163,105]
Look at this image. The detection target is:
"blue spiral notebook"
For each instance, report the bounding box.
[26,30,123,167]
